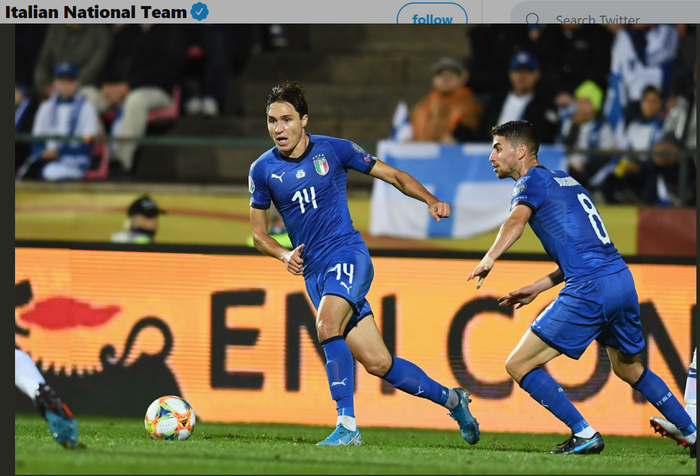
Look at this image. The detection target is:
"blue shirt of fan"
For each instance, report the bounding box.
[510,166,627,284]
[249,134,377,275]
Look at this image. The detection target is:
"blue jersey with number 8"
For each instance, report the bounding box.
[510,166,627,284]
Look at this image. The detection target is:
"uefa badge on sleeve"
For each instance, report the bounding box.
[313,155,329,176]
[248,176,255,194]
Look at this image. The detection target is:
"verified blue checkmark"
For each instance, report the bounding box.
[191,2,209,20]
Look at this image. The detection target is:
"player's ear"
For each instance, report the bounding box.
[301,114,308,128]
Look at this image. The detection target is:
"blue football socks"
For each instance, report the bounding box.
[321,336,355,418]
[633,368,697,437]
[382,356,450,406]
[520,368,591,434]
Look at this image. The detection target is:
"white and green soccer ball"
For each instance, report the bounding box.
[144,395,196,440]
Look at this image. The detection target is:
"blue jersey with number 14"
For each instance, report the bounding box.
[510,166,627,284]
[249,134,377,275]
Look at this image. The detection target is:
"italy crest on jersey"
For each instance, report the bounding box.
[313,155,329,176]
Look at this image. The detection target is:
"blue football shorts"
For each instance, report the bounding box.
[304,243,375,337]
[530,267,645,359]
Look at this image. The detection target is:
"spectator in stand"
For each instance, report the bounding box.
[603,25,679,144]
[466,25,533,108]
[183,25,239,118]
[17,62,100,182]
[606,85,666,205]
[651,65,697,206]
[15,83,39,172]
[84,24,187,175]
[111,195,166,244]
[557,80,615,191]
[32,24,113,100]
[667,25,696,110]
[531,24,613,110]
[409,57,482,143]
[478,51,558,144]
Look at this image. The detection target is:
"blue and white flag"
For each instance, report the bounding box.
[370,141,567,239]
[390,101,413,142]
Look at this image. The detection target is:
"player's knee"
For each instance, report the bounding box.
[363,354,392,377]
[504,356,524,382]
[316,319,341,342]
[612,362,643,385]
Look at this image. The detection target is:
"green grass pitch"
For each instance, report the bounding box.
[15,414,695,474]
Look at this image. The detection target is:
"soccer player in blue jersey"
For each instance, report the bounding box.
[467,120,697,457]
[249,80,480,446]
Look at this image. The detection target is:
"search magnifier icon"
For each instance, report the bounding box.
[526,12,539,24]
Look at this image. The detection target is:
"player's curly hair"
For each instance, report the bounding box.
[265,80,309,118]
[490,120,540,156]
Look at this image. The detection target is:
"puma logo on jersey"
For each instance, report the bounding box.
[331,378,348,387]
[340,282,352,294]
[271,172,286,183]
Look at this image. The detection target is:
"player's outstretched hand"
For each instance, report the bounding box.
[429,201,451,222]
[284,244,305,276]
[467,256,494,289]
[497,284,540,309]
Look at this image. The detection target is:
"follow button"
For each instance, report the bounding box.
[397,2,468,24]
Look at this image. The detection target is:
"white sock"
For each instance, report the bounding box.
[575,426,597,439]
[337,415,356,431]
[685,348,696,425]
[15,349,45,402]
[684,430,697,445]
[445,389,459,410]
[686,404,696,426]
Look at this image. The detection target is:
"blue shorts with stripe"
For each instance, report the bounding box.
[530,267,645,359]
[304,243,374,337]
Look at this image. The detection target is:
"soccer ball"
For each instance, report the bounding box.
[144,395,196,440]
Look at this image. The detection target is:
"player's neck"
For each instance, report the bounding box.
[284,132,310,159]
[515,158,540,180]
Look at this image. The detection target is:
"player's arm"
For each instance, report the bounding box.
[467,203,532,289]
[498,267,564,308]
[369,159,450,221]
[250,207,304,276]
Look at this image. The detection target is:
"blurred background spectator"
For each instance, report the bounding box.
[111,195,166,244]
[33,24,113,100]
[651,65,697,206]
[466,25,533,108]
[182,25,238,118]
[409,57,482,143]
[603,24,679,144]
[477,50,559,143]
[82,24,187,177]
[557,80,615,192]
[667,25,696,109]
[531,24,613,110]
[604,85,666,205]
[17,62,100,182]
[15,83,38,173]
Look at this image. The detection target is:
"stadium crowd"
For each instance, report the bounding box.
[14,23,696,206]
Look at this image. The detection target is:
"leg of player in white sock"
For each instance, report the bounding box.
[15,348,45,401]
